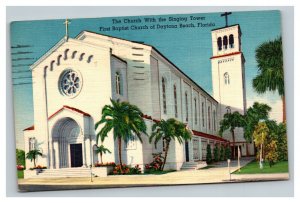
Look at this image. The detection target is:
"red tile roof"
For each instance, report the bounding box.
[23,105,91,131]
[142,114,229,143]
[210,51,241,59]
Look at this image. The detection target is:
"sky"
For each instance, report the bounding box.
[10,10,283,150]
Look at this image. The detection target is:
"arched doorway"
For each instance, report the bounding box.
[52,117,83,168]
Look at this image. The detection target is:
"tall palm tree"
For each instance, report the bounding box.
[244,102,272,142]
[26,149,42,168]
[150,118,192,170]
[219,111,245,159]
[96,144,111,164]
[253,37,285,122]
[95,99,147,166]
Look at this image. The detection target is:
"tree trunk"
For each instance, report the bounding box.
[33,158,36,168]
[100,152,103,164]
[282,96,286,123]
[161,141,170,171]
[231,129,236,160]
[118,137,122,166]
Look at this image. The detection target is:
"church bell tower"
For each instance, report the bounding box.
[210,13,246,118]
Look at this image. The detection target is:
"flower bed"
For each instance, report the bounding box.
[94,162,116,167]
[145,153,164,173]
[111,164,141,175]
[17,165,25,171]
[29,165,47,170]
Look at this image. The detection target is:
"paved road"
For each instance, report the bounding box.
[18,157,289,192]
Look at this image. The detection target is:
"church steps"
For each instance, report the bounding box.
[181,161,207,170]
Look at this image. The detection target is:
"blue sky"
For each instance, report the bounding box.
[11,10,282,149]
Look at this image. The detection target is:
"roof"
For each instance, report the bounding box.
[142,114,228,143]
[211,24,240,32]
[23,105,91,131]
[76,30,218,103]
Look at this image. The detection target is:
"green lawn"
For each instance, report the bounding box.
[233,160,289,174]
[17,170,24,179]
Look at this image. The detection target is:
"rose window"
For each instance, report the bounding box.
[60,70,82,97]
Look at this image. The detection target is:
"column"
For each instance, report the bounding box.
[82,136,87,167]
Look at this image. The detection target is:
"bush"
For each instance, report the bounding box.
[225,145,231,160]
[16,165,25,171]
[220,145,225,161]
[277,134,288,161]
[206,144,212,164]
[213,145,220,162]
[16,149,25,167]
[112,164,141,175]
[145,153,164,172]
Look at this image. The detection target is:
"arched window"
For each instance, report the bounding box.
[185,92,188,122]
[173,84,178,118]
[194,98,197,125]
[224,72,230,85]
[213,110,216,131]
[201,102,205,127]
[116,72,121,95]
[229,34,234,48]
[162,78,167,114]
[223,36,228,50]
[208,106,211,130]
[226,106,231,114]
[217,37,222,51]
[29,137,36,151]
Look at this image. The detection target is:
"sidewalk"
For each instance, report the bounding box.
[18,157,289,192]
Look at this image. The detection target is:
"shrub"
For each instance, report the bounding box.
[206,144,212,164]
[213,145,220,162]
[220,145,225,161]
[16,149,25,167]
[265,140,279,167]
[225,145,231,160]
[112,164,141,175]
[145,153,164,173]
[16,165,25,171]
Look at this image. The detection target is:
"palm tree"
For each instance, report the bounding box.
[150,118,192,170]
[253,37,285,122]
[244,102,272,142]
[26,149,42,168]
[95,99,147,166]
[96,144,111,164]
[219,111,245,159]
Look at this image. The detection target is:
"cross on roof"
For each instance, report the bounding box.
[64,19,71,40]
[220,12,232,27]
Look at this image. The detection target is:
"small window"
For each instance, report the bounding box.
[224,72,230,85]
[185,92,189,122]
[174,85,178,118]
[162,78,167,114]
[194,98,197,125]
[201,102,205,127]
[116,72,121,95]
[226,106,231,114]
[223,36,228,50]
[29,137,36,151]
[213,110,216,131]
[229,34,234,48]
[217,37,222,51]
[208,106,211,130]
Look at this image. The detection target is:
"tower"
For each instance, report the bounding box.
[211,23,246,117]
[210,13,252,157]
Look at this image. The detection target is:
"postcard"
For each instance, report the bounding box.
[11,10,288,192]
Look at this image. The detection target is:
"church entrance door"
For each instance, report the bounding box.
[185,141,189,162]
[70,143,83,167]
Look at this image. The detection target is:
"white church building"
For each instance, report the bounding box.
[23,21,254,174]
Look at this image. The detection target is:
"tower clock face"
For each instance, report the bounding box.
[59,69,82,97]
